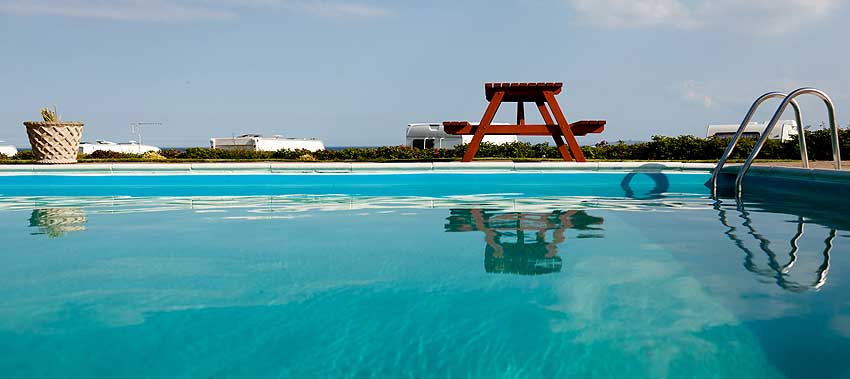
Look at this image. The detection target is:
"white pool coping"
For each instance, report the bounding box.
[0,162,717,175]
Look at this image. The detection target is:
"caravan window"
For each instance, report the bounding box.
[412,139,435,149]
[711,132,760,139]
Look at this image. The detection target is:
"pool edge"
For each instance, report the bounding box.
[0,162,717,176]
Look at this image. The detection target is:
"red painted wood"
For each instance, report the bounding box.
[462,90,505,162]
[485,82,563,101]
[536,100,571,161]
[445,82,604,162]
[443,121,472,128]
[517,102,525,125]
[442,122,605,136]
[543,91,586,162]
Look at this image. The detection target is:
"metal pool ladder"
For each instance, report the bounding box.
[710,88,842,198]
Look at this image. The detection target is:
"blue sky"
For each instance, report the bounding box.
[1,0,849,147]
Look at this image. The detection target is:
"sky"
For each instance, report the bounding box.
[1,0,849,148]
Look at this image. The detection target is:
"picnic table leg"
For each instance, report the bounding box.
[536,101,572,161]
[463,90,505,162]
[472,209,504,258]
[548,211,576,257]
[543,91,586,162]
[517,102,525,125]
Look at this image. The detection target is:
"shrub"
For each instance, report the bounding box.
[184,147,221,160]
[272,148,310,160]
[12,150,35,160]
[6,129,841,163]
[142,133,848,162]
[160,149,186,159]
[183,148,275,160]
[86,150,139,159]
[142,151,167,160]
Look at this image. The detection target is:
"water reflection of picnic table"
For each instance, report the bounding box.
[445,209,604,275]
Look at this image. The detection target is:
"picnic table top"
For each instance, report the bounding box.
[485,82,564,101]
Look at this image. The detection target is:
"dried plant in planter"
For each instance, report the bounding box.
[41,107,59,122]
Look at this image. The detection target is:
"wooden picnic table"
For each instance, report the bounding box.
[443,82,605,162]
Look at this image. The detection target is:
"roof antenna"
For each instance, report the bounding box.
[129,122,163,150]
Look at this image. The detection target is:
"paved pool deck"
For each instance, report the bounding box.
[754,161,850,170]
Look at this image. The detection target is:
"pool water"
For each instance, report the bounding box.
[1,173,849,378]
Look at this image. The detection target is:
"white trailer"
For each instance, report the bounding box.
[0,141,17,157]
[706,120,799,142]
[79,140,161,154]
[405,123,518,149]
[210,135,326,152]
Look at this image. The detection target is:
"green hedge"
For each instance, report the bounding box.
[581,128,849,161]
[2,128,848,162]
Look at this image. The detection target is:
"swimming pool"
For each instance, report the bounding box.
[1,171,848,378]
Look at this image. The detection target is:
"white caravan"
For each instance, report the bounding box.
[706,120,800,142]
[79,140,161,154]
[405,123,518,149]
[0,141,17,157]
[210,135,326,152]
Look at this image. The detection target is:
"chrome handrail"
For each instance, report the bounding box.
[710,92,805,196]
[735,87,841,196]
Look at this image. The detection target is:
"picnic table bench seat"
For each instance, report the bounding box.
[443,120,605,136]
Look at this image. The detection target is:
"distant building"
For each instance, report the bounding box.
[706,120,799,142]
[210,135,325,152]
[0,141,17,157]
[405,123,517,149]
[79,141,160,154]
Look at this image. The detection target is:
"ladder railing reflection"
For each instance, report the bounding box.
[715,201,834,292]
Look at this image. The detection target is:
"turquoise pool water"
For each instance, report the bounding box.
[1,173,848,378]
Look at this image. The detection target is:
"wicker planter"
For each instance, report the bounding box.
[24,121,84,164]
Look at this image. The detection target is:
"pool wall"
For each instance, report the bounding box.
[718,164,850,202]
[4,162,850,201]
